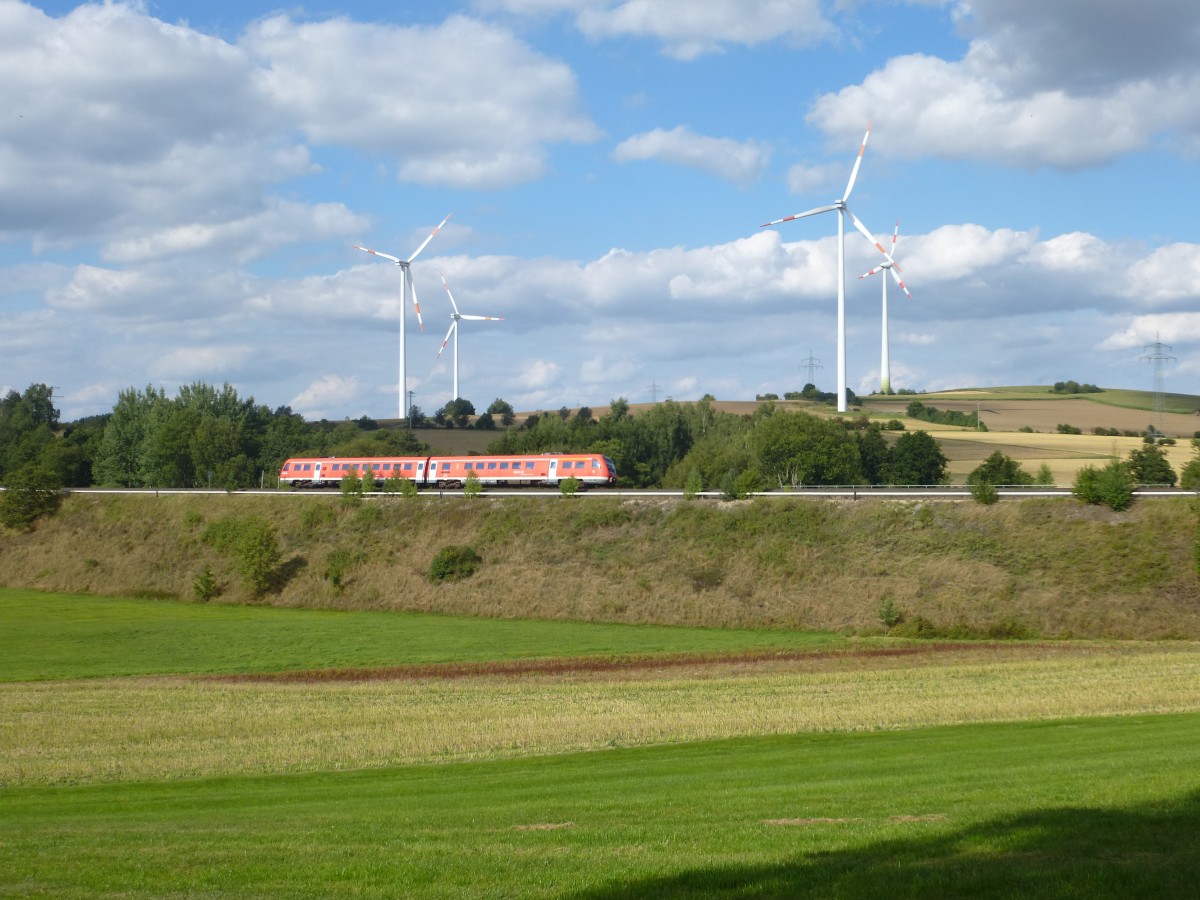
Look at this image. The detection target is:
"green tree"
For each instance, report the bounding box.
[0,463,63,530]
[751,409,862,487]
[855,425,890,485]
[887,431,948,485]
[0,384,60,480]
[444,398,476,429]
[967,450,1033,486]
[1034,463,1055,486]
[487,398,515,427]
[1127,443,1177,486]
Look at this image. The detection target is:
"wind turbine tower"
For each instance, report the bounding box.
[859,220,912,395]
[436,271,504,403]
[762,124,895,412]
[354,214,452,420]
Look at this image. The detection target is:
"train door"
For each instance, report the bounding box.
[548,459,557,484]
[313,462,322,485]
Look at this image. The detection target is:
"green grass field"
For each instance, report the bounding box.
[3,715,1199,898]
[0,589,843,681]
[4,590,1200,897]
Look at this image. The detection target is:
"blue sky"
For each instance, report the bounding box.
[2,0,1199,420]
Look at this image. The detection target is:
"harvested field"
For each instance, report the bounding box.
[863,396,1200,438]
[4,641,1198,786]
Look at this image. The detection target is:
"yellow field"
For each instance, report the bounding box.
[4,643,1198,787]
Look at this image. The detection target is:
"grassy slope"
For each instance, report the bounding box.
[2,493,1198,638]
[4,714,1199,897]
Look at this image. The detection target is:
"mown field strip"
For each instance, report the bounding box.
[4,644,1197,786]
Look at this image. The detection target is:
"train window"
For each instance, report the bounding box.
[382,463,392,470]
[303,464,311,471]
[499,462,508,469]
[488,462,497,470]
[404,463,413,471]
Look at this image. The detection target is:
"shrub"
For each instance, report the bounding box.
[970,480,999,504]
[683,468,703,500]
[398,477,419,498]
[429,545,482,583]
[1034,463,1055,486]
[0,464,63,531]
[192,566,219,602]
[1056,423,1082,435]
[340,471,363,506]
[878,596,904,629]
[463,470,482,498]
[233,518,281,596]
[559,477,581,497]
[201,516,281,596]
[1074,460,1135,511]
[324,547,364,592]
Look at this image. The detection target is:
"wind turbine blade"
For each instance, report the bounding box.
[436,321,456,361]
[891,219,900,250]
[406,213,452,263]
[842,122,871,202]
[438,270,461,317]
[354,245,402,264]
[859,265,884,279]
[460,314,503,321]
[409,274,425,332]
[847,208,893,260]
[889,267,913,300]
[761,204,838,227]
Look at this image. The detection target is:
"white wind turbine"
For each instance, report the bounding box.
[859,220,912,395]
[762,124,894,412]
[436,271,504,403]
[354,213,452,420]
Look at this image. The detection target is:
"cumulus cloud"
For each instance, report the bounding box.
[612,126,768,185]
[244,14,598,188]
[1123,244,1200,306]
[1098,313,1200,351]
[0,2,598,260]
[290,374,365,419]
[806,0,1200,169]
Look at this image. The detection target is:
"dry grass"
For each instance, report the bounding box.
[3,494,1200,639]
[3,643,1197,786]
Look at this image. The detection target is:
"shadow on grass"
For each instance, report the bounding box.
[573,791,1200,899]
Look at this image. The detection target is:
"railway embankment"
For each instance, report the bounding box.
[2,492,1198,639]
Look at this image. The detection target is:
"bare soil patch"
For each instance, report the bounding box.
[205,642,1093,684]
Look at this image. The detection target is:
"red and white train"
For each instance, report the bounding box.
[278,452,618,490]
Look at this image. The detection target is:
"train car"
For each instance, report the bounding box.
[278,452,618,490]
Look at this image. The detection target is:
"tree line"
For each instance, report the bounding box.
[1,383,957,500]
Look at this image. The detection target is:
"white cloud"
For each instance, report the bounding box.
[576,0,834,59]
[478,0,834,59]
[244,14,599,189]
[807,0,1200,170]
[612,126,768,185]
[1098,313,1200,351]
[1123,244,1200,306]
[290,374,365,419]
